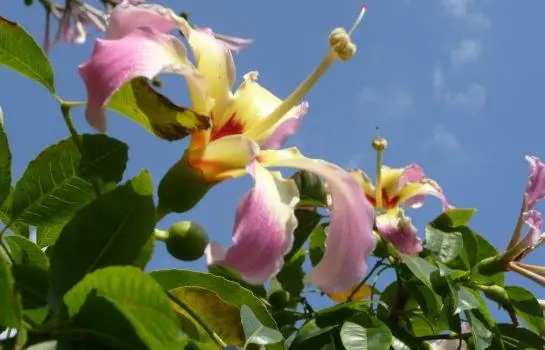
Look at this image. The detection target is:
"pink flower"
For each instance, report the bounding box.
[51,2,107,46]
[524,155,545,210]
[375,210,422,255]
[79,3,374,292]
[351,164,452,212]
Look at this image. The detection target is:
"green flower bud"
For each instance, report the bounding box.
[476,256,505,276]
[165,221,209,261]
[24,0,33,6]
[268,290,291,309]
[479,285,510,308]
[158,153,212,215]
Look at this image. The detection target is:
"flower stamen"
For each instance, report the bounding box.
[245,6,367,139]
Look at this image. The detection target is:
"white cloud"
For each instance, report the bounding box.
[426,125,465,158]
[450,38,483,66]
[356,87,413,119]
[432,65,486,110]
[441,0,491,27]
[445,83,487,108]
[432,64,445,89]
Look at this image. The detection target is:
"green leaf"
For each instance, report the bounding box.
[316,301,372,327]
[425,225,463,264]
[10,135,128,226]
[400,254,438,289]
[466,310,493,350]
[241,305,283,346]
[36,224,64,248]
[276,248,305,297]
[286,209,322,260]
[171,287,245,346]
[208,264,267,298]
[0,17,54,92]
[134,235,155,270]
[505,286,545,334]
[150,269,280,346]
[491,323,545,350]
[5,235,49,308]
[288,319,338,350]
[471,231,504,286]
[49,171,155,296]
[0,110,11,207]
[453,286,480,314]
[431,208,477,228]
[79,134,128,187]
[309,223,327,266]
[0,191,30,237]
[340,321,391,350]
[63,266,183,349]
[0,254,22,327]
[291,171,327,207]
[107,78,210,141]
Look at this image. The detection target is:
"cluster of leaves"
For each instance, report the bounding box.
[1,13,544,350]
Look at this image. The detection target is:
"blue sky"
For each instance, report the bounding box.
[1,0,544,317]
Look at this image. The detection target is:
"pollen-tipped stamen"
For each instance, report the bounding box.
[372,137,387,207]
[245,6,367,139]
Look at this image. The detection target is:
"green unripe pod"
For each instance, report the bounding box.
[157,153,212,216]
[165,221,209,261]
[476,256,505,276]
[268,290,291,309]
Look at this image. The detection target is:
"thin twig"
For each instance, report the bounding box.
[346,259,386,302]
[59,103,102,197]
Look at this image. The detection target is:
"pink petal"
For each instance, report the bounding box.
[261,101,308,150]
[106,3,181,39]
[376,211,422,255]
[259,148,376,292]
[205,161,299,284]
[511,210,543,259]
[398,164,425,207]
[524,155,545,210]
[398,178,453,212]
[78,26,197,132]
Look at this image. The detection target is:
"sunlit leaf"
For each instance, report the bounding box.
[64,266,183,349]
[241,305,283,346]
[107,78,210,141]
[0,17,55,92]
[170,286,245,346]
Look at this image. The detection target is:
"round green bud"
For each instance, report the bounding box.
[166,221,209,261]
[24,0,33,6]
[268,290,291,309]
[158,153,212,215]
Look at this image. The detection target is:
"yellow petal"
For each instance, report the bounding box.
[187,29,234,119]
[325,283,372,303]
[350,169,375,199]
[380,166,404,199]
[188,135,259,182]
[217,72,281,134]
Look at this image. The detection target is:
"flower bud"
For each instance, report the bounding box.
[478,285,510,308]
[268,290,291,309]
[165,221,209,261]
[476,256,506,276]
[158,152,212,215]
